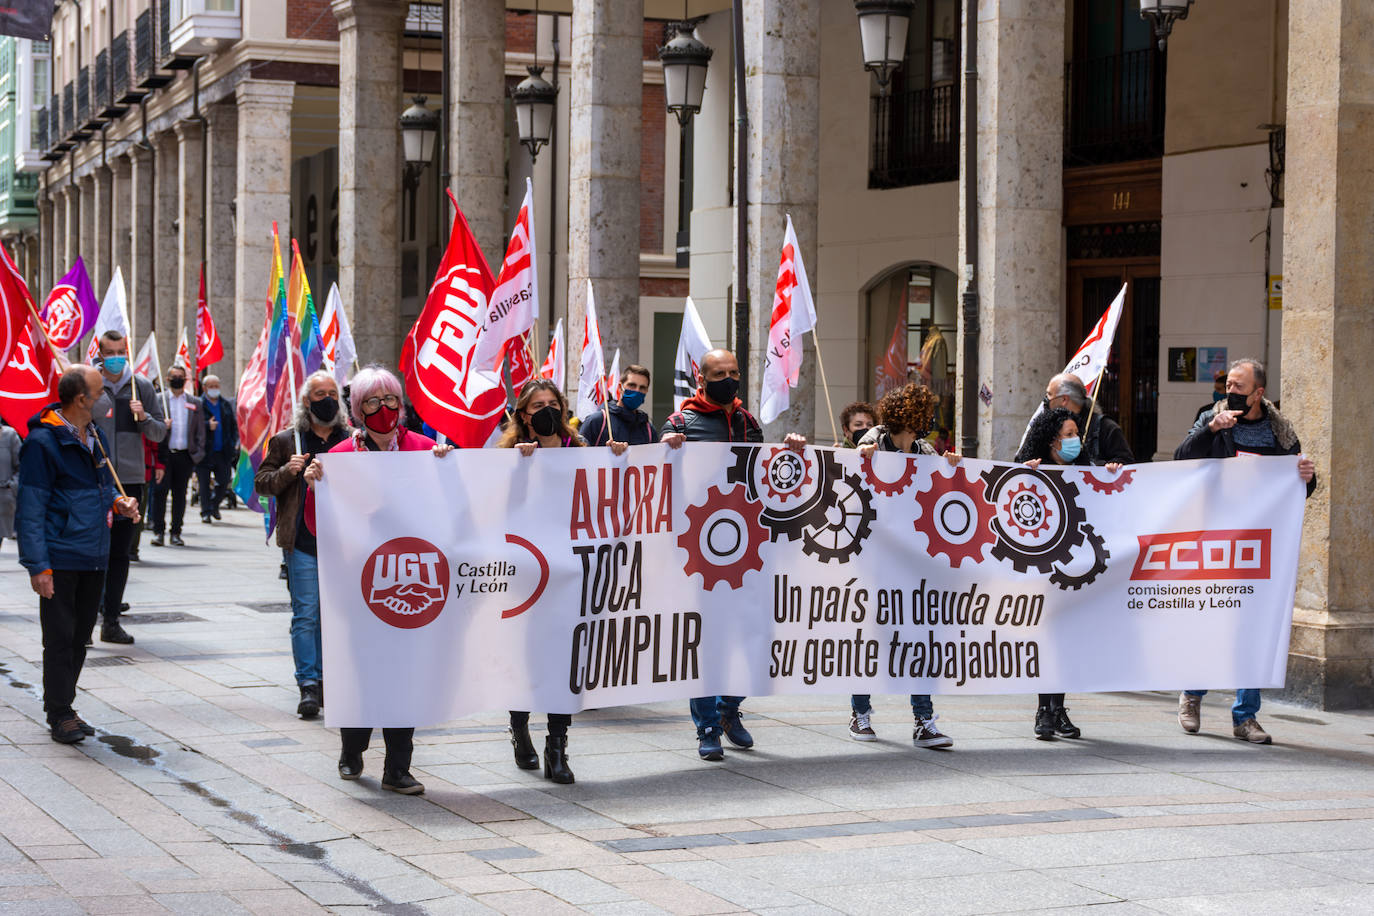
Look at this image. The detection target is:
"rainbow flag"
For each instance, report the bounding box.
[288,239,325,376]
[263,224,290,415]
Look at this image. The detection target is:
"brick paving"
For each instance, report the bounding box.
[3,511,1374,914]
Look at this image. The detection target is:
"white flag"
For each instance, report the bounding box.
[674,296,712,410]
[133,332,160,381]
[173,327,190,370]
[539,318,565,392]
[575,280,606,419]
[320,282,357,387]
[760,215,817,424]
[606,349,622,403]
[473,178,539,373]
[84,266,131,363]
[1064,283,1126,395]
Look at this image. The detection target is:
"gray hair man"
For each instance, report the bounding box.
[1040,373,1134,465]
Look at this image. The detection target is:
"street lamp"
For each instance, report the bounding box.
[854,0,914,92]
[398,95,439,182]
[1139,0,1194,51]
[658,25,713,127]
[513,65,557,161]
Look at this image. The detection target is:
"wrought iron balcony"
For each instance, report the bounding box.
[48,94,70,153]
[112,30,143,104]
[1064,49,1165,167]
[96,48,128,118]
[136,9,175,89]
[869,84,959,189]
[76,67,91,126]
[158,0,198,69]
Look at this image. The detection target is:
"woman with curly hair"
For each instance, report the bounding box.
[496,379,626,783]
[1014,406,1122,741]
[850,382,956,749]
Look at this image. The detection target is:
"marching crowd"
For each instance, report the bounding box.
[11,338,1316,796]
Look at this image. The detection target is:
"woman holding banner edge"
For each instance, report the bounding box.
[496,378,627,784]
[1014,406,1123,741]
[304,364,453,795]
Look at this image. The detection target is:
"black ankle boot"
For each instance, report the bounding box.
[1034,705,1056,741]
[510,720,539,770]
[543,735,574,784]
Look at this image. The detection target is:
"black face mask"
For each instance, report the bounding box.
[168,377,185,391]
[849,426,871,443]
[1226,392,1251,413]
[704,377,740,405]
[529,404,562,438]
[310,396,340,423]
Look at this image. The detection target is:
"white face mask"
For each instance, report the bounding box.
[205,388,221,399]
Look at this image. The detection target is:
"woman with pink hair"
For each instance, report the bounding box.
[305,364,453,795]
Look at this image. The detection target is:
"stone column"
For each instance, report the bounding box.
[448,0,507,267]
[37,193,53,295]
[332,0,405,366]
[79,176,96,278]
[154,132,180,367]
[207,101,238,377]
[92,164,112,293]
[52,188,67,277]
[128,147,156,351]
[111,157,133,325]
[1280,0,1374,709]
[957,0,1066,459]
[743,0,820,438]
[567,0,644,376]
[175,119,205,371]
[62,182,78,269]
[234,79,294,382]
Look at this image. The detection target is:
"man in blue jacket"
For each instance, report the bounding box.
[17,366,140,744]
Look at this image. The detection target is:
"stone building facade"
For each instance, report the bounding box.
[24,0,1372,709]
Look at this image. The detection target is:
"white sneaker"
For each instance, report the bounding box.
[849,710,877,741]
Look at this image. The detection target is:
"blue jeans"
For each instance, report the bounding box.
[851,694,934,719]
[284,549,322,686]
[690,695,743,737]
[1185,689,1261,725]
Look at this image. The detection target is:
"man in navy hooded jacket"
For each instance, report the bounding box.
[17,366,140,744]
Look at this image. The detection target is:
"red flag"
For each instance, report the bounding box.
[0,314,60,435]
[874,313,908,399]
[538,318,565,390]
[0,240,35,372]
[195,265,224,368]
[503,332,536,393]
[400,191,506,448]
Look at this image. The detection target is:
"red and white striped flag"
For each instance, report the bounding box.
[474,177,539,375]
[173,328,190,370]
[539,318,565,391]
[1064,283,1126,394]
[133,332,160,381]
[319,282,356,387]
[760,215,817,424]
[575,280,606,418]
[605,348,622,402]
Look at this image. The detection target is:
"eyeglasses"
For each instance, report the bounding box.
[360,394,401,413]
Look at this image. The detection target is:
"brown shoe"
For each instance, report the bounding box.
[1178,692,1201,734]
[1233,718,1272,744]
[50,717,85,744]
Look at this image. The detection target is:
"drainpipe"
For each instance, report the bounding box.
[190,58,209,382]
[139,96,156,337]
[731,0,749,395]
[548,14,560,329]
[959,2,980,459]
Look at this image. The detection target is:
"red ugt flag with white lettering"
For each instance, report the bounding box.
[400,191,507,447]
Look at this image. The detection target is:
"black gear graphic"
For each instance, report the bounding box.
[1049,524,1110,590]
[800,470,876,563]
[729,445,838,541]
[981,466,1087,574]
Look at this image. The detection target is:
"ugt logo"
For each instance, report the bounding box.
[360,537,450,629]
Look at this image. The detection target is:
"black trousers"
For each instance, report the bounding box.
[509,711,571,738]
[195,452,233,517]
[152,451,195,536]
[1038,693,1066,708]
[340,727,415,772]
[40,570,105,724]
[103,484,144,624]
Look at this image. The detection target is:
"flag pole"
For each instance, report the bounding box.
[809,330,840,447]
[1082,367,1105,443]
[285,326,303,454]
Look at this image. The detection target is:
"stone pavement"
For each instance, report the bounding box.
[2,510,1374,916]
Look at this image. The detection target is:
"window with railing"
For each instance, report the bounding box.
[62,82,73,136]
[76,65,90,124]
[868,0,960,189]
[112,30,129,98]
[1064,0,1165,167]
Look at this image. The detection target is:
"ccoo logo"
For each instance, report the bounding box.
[360,537,450,629]
[44,286,83,350]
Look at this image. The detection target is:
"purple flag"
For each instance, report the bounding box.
[40,257,100,352]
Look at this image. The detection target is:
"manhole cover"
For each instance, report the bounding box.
[86,656,136,667]
[243,602,292,614]
[121,612,206,625]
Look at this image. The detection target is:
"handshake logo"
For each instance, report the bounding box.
[361,537,451,629]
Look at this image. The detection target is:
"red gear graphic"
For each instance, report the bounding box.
[860,449,920,497]
[1081,468,1135,495]
[679,484,768,590]
[1002,482,1053,537]
[761,447,814,502]
[913,469,997,567]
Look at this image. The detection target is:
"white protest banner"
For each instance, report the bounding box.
[315,446,1304,727]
